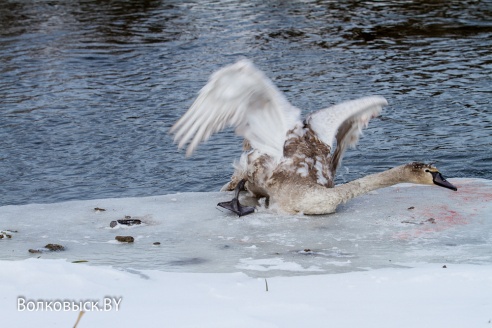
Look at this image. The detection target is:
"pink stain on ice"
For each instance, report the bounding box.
[393,179,491,240]
[446,180,492,216]
[393,205,469,240]
[424,206,467,226]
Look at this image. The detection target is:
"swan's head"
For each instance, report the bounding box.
[404,162,457,191]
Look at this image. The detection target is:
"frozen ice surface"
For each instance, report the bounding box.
[1,178,490,277]
[2,179,492,327]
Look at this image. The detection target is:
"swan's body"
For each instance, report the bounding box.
[171,59,457,215]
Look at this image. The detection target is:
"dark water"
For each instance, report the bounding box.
[1,0,491,206]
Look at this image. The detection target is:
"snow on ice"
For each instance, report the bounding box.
[1,178,491,327]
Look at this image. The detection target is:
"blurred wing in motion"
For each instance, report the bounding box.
[307,96,388,173]
[171,59,301,159]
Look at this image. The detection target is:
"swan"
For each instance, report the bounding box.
[171,59,457,215]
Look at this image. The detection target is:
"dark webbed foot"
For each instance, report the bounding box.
[217,198,255,217]
[217,180,255,217]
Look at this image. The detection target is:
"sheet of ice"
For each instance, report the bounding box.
[1,178,491,326]
[1,178,491,277]
[1,259,491,327]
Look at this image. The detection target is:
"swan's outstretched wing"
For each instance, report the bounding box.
[306,96,388,173]
[171,59,301,158]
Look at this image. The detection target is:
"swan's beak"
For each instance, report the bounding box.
[431,172,457,191]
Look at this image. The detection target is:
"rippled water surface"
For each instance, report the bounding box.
[1,0,491,206]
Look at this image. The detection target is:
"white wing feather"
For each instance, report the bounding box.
[171,59,301,158]
[307,96,388,172]
[307,96,387,150]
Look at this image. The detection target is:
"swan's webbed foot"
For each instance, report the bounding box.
[217,179,255,217]
[217,198,255,217]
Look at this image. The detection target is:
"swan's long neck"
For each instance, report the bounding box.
[270,166,410,214]
[270,165,411,215]
[334,165,406,204]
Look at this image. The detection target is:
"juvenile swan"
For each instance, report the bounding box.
[171,59,457,215]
